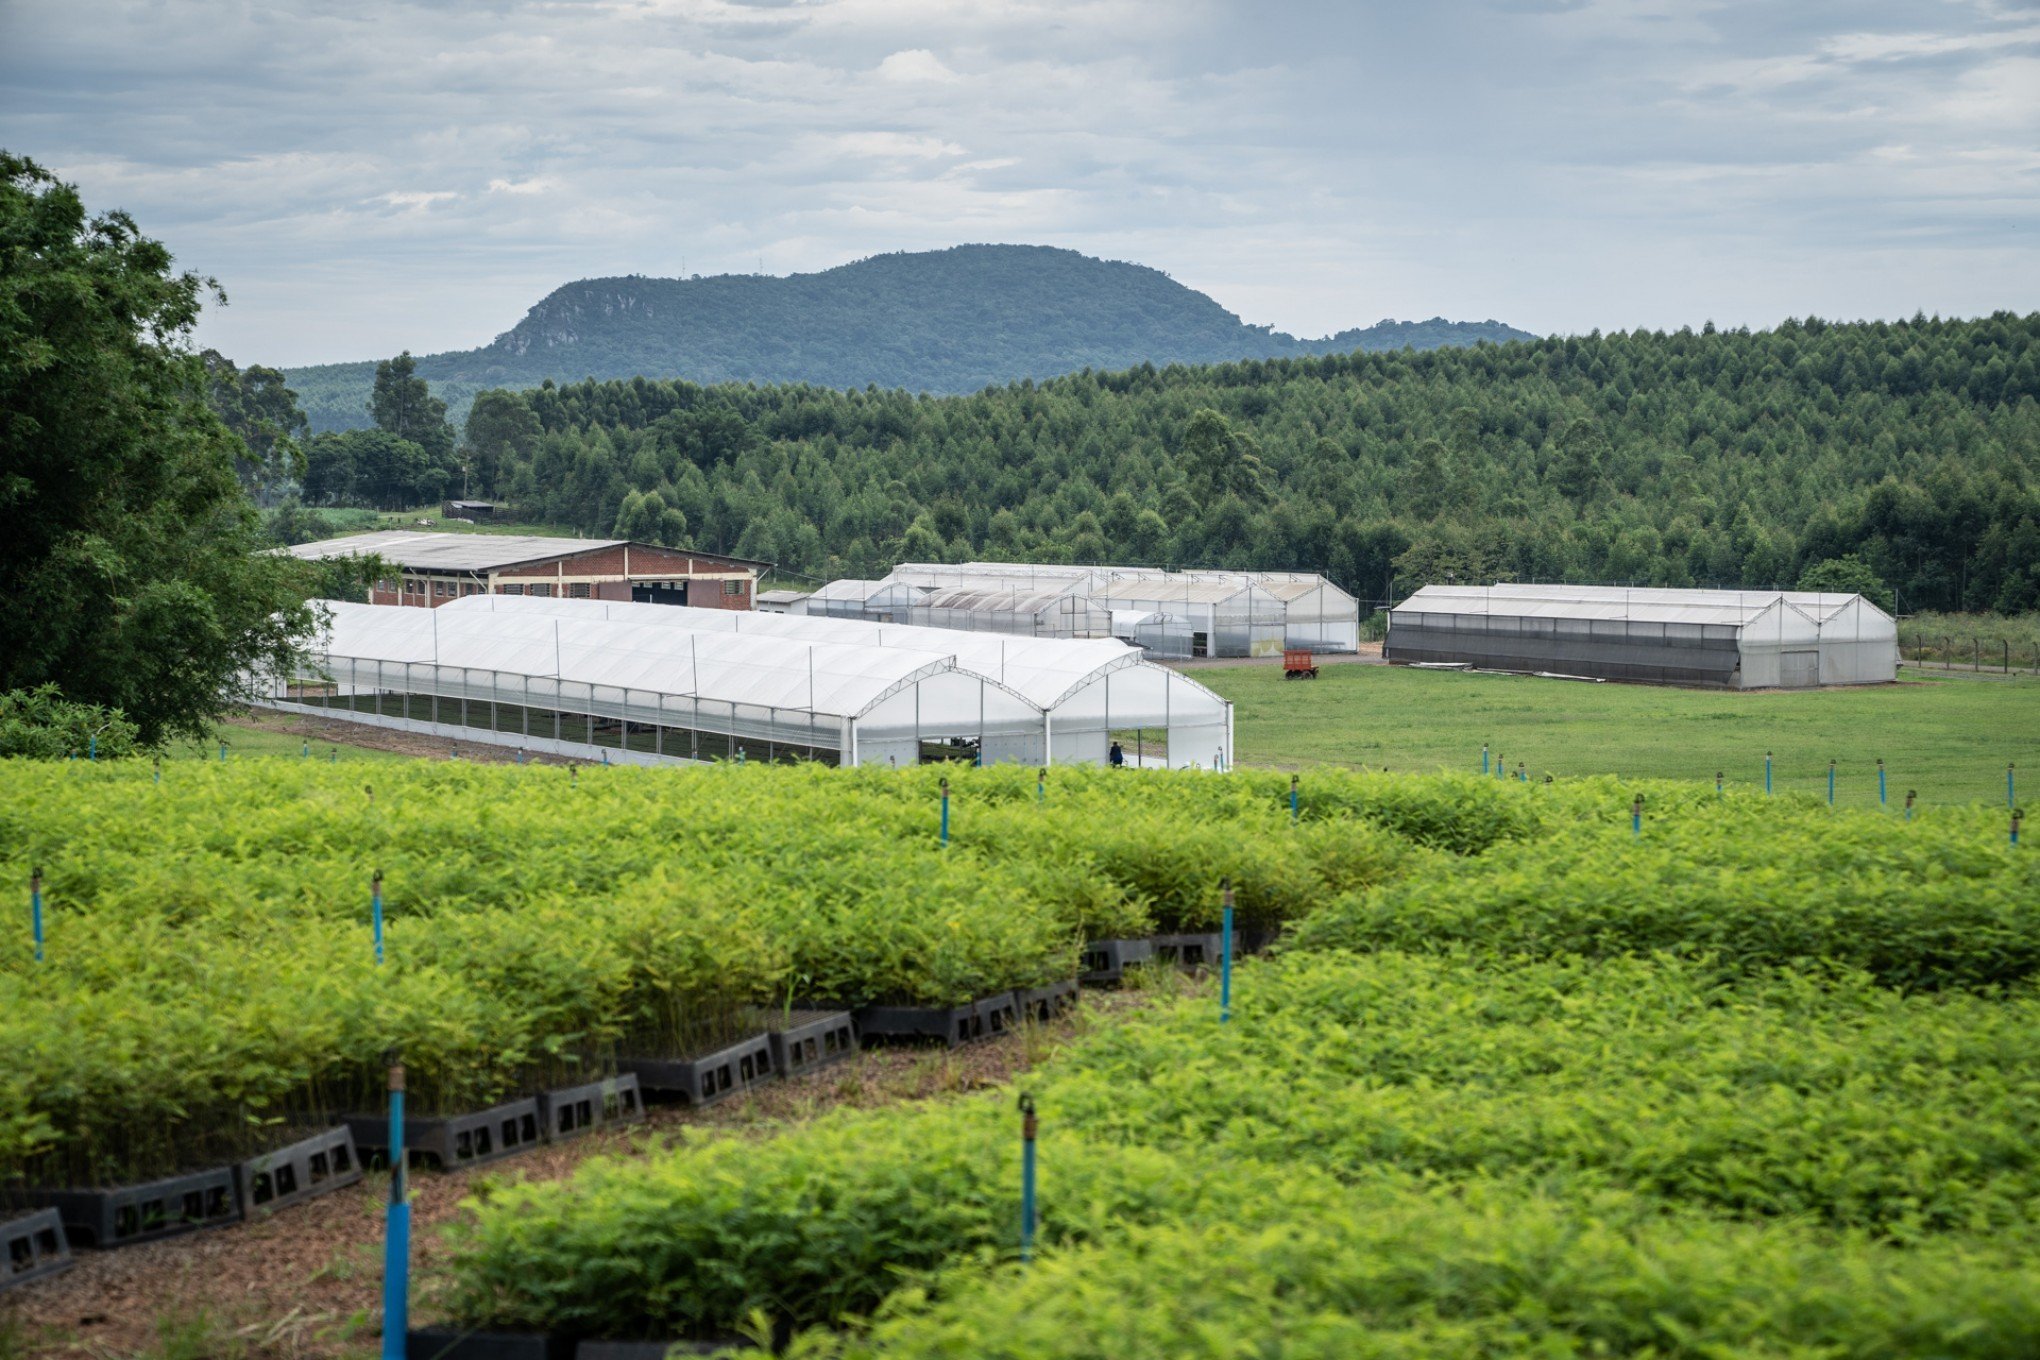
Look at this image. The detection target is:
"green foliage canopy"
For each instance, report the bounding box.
[0,151,319,745]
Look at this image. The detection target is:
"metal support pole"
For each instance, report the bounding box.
[1220,878,1234,1024]
[30,867,44,964]
[381,1058,410,1360]
[1018,1093,1037,1265]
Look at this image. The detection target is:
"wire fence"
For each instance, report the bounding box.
[1900,636,2040,675]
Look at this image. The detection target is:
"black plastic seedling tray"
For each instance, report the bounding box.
[1,1207,71,1291]
[14,1165,239,1248]
[763,1009,859,1079]
[858,990,1020,1048]
[408,1329,573,1360]
[237,1125,361,1218]
[1014,977,1080,1024]
[620,1032,774,1106]
[346,1097,543,1171]
[1151,931,1238,970]
[576,1342,742,1359]
[538,1073,645,1142]
[1079,937,1154,985]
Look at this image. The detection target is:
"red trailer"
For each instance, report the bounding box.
[1283,649,1319,679]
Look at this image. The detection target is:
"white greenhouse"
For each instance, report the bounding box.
[1384,584,1899,688]
[258,596,1235,769]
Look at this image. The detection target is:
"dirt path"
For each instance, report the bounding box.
[226,710,587,765]
[4,997,1154,1359]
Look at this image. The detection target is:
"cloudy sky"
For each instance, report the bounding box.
[5,0,2036,367]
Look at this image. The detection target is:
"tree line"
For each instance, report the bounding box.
[411,313,2038,613]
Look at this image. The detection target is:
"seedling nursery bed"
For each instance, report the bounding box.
[1080,937,1154,985]
[1016,977,1080,1024]
[758,1007,860,1079]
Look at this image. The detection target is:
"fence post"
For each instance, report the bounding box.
[381,1057,410,1360]
[29,867,44,965]
[1220,878,1234,1025]
[1018,1093,1038,1265]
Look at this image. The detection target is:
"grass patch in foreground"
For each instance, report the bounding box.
[1206,664,2032,805]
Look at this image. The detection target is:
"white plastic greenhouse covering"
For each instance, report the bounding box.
[260,597,1234,769]
[908,586,1113,639]
[1385,584,1898,688]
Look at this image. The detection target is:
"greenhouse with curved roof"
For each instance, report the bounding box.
[258,596,1234,769]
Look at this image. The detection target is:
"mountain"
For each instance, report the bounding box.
[283,245,1534,431]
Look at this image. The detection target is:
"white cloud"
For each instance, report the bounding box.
[876,48,960,82]
[488,176,559,195]
[376,190,460,210]
[832,131,967,159]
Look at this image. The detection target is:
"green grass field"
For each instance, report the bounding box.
[1203,665,2034,806]
[160,712,411,763]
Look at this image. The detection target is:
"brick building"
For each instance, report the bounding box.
[285,531,767,610]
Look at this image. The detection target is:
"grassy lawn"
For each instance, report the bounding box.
[1204,665,2035,807]
[159,710,413,763]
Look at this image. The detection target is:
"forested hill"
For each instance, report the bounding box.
[426,313,2039,615]
[282,245,1532,430]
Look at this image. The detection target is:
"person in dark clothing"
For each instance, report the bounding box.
[1108,741,1125,767]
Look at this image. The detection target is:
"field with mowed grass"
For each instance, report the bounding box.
[1204,664,2034,805]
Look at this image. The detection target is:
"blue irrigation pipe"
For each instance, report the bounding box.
[1037,768,1046,804]
[1517,763,1526,782]
[1828,760,1836,806]
[153,757,161,784]
[382,1059,410,1360]
[218,741,227,763]
[1290,775,1299,825]
[2011,764,2018,810]
[1631,794,1643,839]
[303,741,310,759]
[1481,744,1489,775]
[88,735,96,761]
[1878,760,1887,806]
[30,867,45,965]
[1765,751,1772,796]
[939,778,950,848]
[372,870,385,967]
[1715,771,1723,796]
[1905,790,1916,822]
[1018,1093,1037,1265]
[1220,879,1234,1025]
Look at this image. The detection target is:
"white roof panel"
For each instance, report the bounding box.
[284,531,622,570]
[1390,583,1881,629]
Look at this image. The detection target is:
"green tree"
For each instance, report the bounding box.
[1179,408,1267,502]
[203,349,309,504]
[462,389,540,498]
[0,152,319,744]
[1797,554,1893,611]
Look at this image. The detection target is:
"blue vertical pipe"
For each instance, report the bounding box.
[372,870,385,967]
[1517,763,1526,782]
[1481,744,1489,775]
[1037,768,1045,804]
[1878,760,1887,806]
[1018,1094,1037,1265]
[1715,771,1723,796]
[1289,775,1299,825]
[1828,761,1836,806]
[1765,752,1772,796]
[218,741,227,763]
[939,778,950,848]
[88,735,96,761]
[382,1060,409,1360]
[1219,879,1234,1025]
[1905,790,1915,822]
[30,868,45,964]
[1631,795,1643,839]
[154,758,161,784]
[2011,764,2018,810]
[303,741,310,759]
